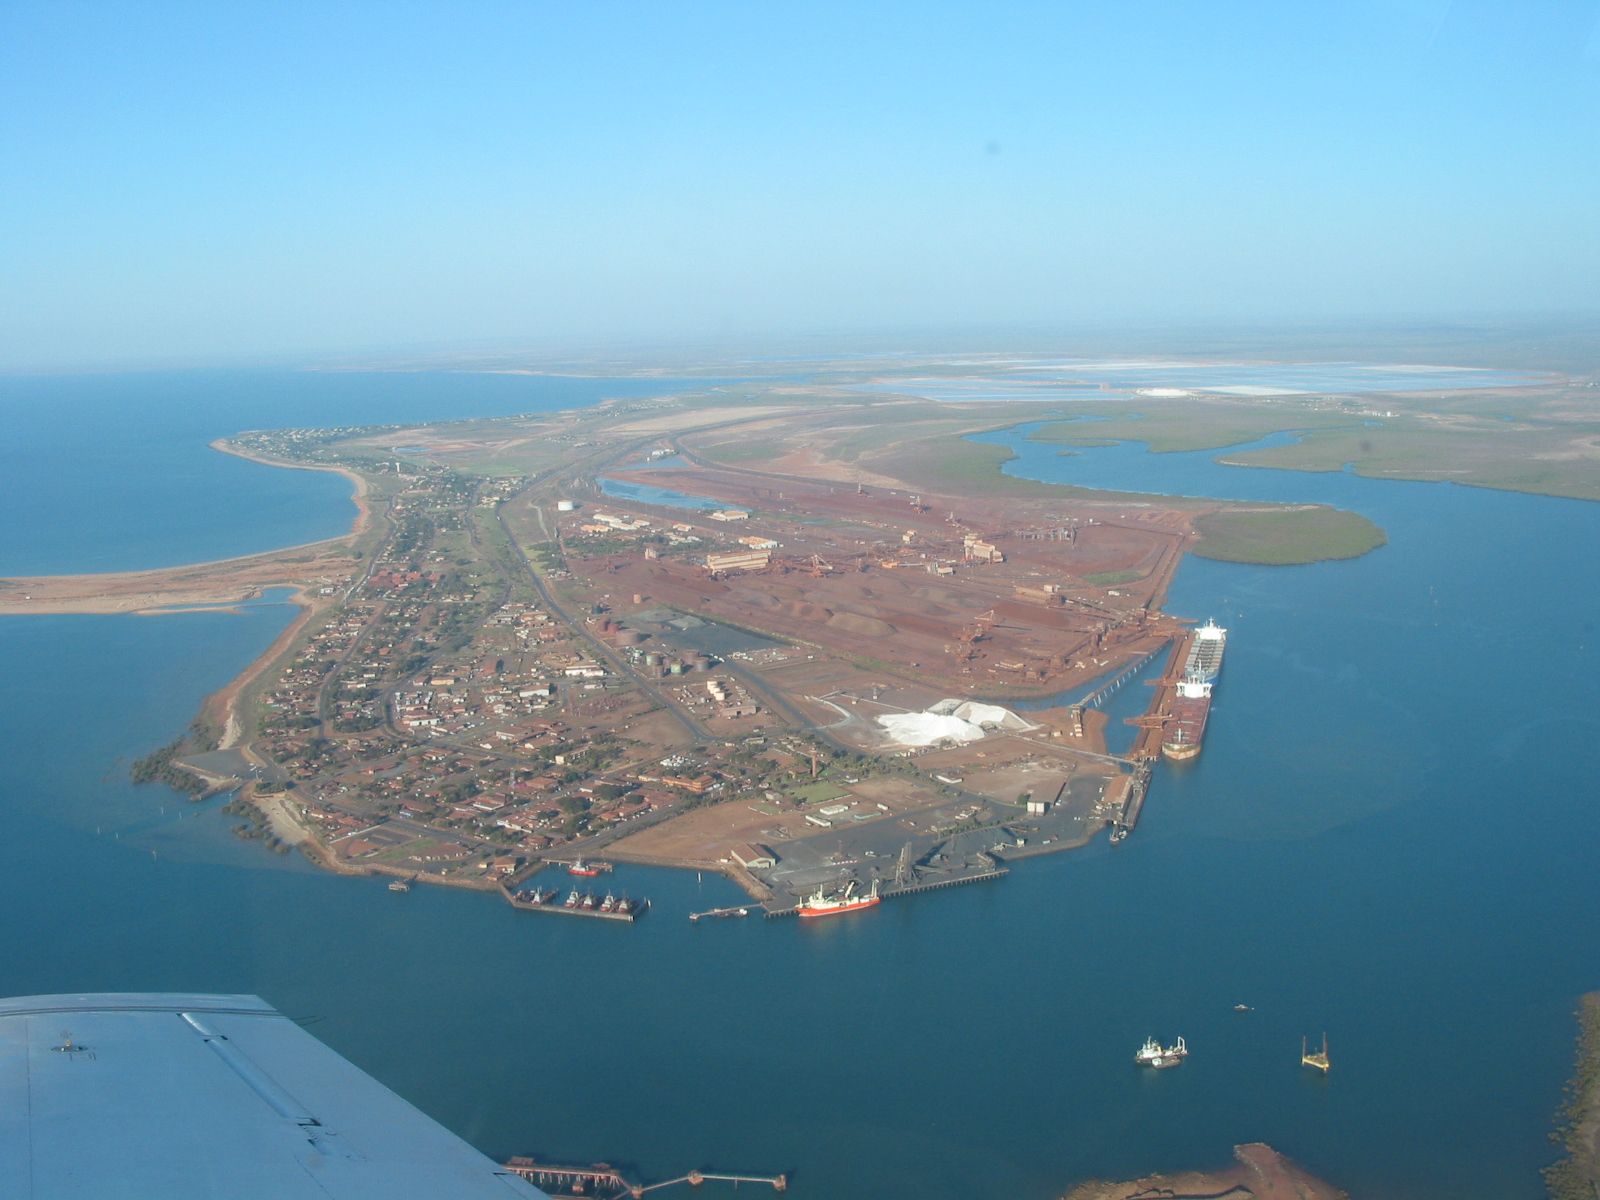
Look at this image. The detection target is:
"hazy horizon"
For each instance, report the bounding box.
[4,1,1598,371]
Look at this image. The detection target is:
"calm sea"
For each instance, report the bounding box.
[0,370,718,574]
[1,374,1595,1198]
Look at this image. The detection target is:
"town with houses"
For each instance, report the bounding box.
[157,393,1211,918]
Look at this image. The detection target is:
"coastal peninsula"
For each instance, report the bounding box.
[14,358,1580,916]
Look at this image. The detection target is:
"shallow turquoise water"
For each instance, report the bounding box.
[1,381,1596,1197]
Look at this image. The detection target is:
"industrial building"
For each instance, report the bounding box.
[705,549,770,573]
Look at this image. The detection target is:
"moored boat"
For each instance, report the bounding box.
[1161,678,1212,760]
[1135,1035,1188,1069]
[797,878,881,918]
[1162,621,1226,761]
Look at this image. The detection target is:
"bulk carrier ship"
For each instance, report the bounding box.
[1162,620,1227,761]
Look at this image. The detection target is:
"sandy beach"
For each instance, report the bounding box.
[209,438,372,540]
[0,440,370,617]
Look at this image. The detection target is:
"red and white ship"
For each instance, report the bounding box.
[567,858,611,877]
[797,878,881,918]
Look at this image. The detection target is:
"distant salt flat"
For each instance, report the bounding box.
[845,378,1119,403]
[846,358,1554,402]
[1201,384,1311,396]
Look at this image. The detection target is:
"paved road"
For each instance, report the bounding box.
[495,496,712,744]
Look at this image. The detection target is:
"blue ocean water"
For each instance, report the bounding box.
[1,377,1596,1198]
[0,370,720,574]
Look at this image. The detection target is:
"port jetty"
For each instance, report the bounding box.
[499,880,646,923]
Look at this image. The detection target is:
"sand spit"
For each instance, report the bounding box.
[0,440,366,617]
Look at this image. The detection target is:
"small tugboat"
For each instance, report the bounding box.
[580,892,597,909]
[564,889,580,909]
[1135,1035,1188,1069]
[567,858,611,877]
[599,893,617,913]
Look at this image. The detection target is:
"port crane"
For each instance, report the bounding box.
[893,840,917,887]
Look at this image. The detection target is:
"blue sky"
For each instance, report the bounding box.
[2,1,1597,368]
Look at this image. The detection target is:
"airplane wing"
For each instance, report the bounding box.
[0,992,547,1199]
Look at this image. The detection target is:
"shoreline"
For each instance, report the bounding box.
[1546,991,1600,1199]
[208,438,372,542]
[82,419,1172,912]
[0,440,370,616]
[199,584,320,750]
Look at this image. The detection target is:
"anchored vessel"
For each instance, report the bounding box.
[1301,1033,1331,1073]
[1162,620,1227,761]
[797,878,880,918]
[1135,1035,1189,1069]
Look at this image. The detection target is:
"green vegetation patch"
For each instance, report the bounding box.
[835,417,983,463]
[792,781,851,804]
[868,434,1200,505]
[1226,423,1600,502]
[1030,402,1359,453]
[1192,506,1386,565]
[867,437,1065,498]
[1082,569,1144,586]
[697,438,784,463]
